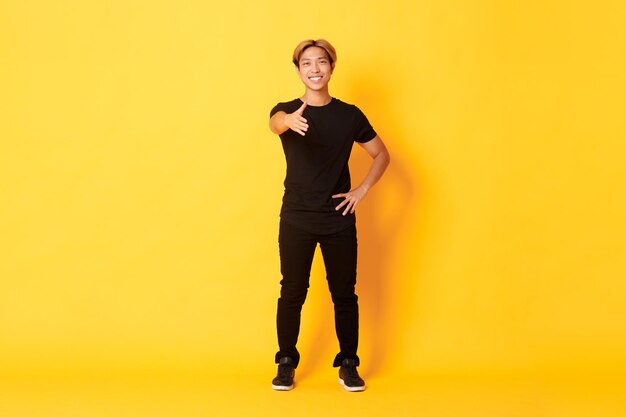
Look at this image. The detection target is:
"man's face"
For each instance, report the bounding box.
[296,46,334,91]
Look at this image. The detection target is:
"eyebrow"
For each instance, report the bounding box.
[300,56,329,62]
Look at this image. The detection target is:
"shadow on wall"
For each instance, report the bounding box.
[348,74,420,377]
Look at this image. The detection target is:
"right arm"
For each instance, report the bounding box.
[269,101,308,136]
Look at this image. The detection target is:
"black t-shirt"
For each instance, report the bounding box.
[270,97,377,234]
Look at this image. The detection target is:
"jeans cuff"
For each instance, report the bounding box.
[333,353,360,367]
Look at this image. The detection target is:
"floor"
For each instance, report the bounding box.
[2,368,623,417]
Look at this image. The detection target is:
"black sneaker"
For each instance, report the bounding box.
[272,357,295,391]
[338,358,365,392]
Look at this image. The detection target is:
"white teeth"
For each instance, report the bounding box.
[309,77,321,81]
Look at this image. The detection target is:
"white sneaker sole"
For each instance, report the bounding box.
[272,383,294,391]
[339,377,366,392]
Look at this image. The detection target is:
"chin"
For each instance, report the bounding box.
[307,83,329,91]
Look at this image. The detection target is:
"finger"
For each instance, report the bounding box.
[296,101,307,114]
[332,193,347,199]
[292,127,305,136]
[342,201,353,216]
[297,116,308,123]
[335,199,348,211]
[289,120,307,131]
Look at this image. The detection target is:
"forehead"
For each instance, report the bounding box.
[299,46,329,61]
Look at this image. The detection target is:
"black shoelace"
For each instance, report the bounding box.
[277,364,293,379]
[343,365,360,379]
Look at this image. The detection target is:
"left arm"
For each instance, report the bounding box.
[332,135,390,216]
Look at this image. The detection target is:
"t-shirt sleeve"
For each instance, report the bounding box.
[353,106,377,143]
[270,102,288,118]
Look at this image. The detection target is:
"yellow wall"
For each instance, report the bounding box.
[1,0,625,381]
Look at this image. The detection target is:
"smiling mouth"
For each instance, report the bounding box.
[308,76,322,81]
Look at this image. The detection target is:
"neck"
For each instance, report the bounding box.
[302,89,332,106]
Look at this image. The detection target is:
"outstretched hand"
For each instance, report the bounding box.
[332,186,368,216]
[283,101,308,136]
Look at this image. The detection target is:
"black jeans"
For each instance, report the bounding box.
[275,219,360,368]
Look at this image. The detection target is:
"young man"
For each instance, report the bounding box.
[269,39,390,392]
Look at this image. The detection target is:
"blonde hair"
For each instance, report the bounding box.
[292,39,337,68]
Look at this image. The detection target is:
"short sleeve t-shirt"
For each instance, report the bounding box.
[269,97,377,234]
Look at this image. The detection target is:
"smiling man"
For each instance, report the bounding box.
[268,39,390,392]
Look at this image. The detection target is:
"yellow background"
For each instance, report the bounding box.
[1,0,625,415]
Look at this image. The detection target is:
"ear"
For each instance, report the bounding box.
[331,62,335,74]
